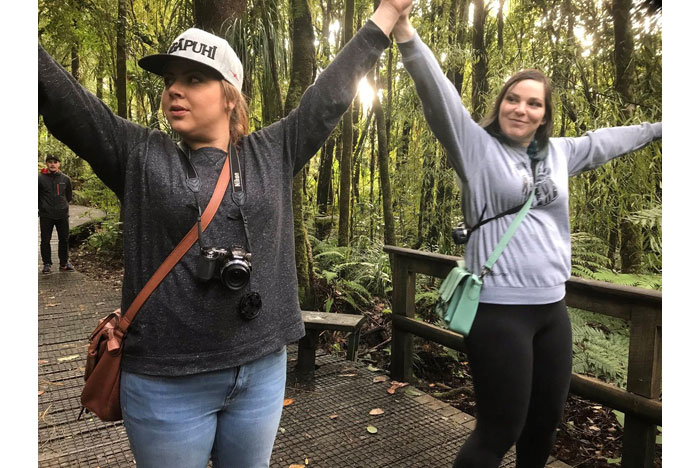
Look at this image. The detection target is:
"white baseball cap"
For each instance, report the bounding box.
[139,28,244,91]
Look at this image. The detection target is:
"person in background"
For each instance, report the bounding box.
[39,154,74,274]
[38,0,411,467]
[391,3,661,468]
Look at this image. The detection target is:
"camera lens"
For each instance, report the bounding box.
[220,259,250,290]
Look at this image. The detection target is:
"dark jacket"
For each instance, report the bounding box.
[38,21,390,376]
[38,169,72,219]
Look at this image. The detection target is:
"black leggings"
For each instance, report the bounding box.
[452,300,572,468]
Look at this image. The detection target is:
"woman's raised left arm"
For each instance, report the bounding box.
[563,122,662,176]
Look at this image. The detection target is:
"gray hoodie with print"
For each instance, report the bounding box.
[398,33,661,305]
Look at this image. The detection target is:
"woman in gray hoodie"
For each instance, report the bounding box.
[392,4,661,468]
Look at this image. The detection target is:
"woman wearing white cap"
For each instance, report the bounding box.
[38,1,411,467]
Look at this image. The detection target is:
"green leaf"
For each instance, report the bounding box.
[366,425,378,434]
[612,410,625,427]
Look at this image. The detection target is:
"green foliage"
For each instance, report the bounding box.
[310,234,392,313]
[571,232,661,289]
[84,217,123,258]
[569,308,629,388]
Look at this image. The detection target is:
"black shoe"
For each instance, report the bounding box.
[42,264,51,274]
[60,262,75,271]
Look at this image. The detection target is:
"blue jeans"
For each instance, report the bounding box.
[120,347,287,468]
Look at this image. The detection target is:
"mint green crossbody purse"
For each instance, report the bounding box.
[437,189,535,336]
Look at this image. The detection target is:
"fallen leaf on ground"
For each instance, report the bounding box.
[329,414,338,419]
[38,391,45,396]
[46,303,60,307]
[366,425,378,434]
[57,355,80,363]
[372,376,388,383]
[339,373,357,377]
[96,302,105,306]
[369,408,384,416]
[387,381,409,394]
[367,365,381,372]
[405,388,422,396]
[289,464,304,468]
[38,360,49,365]
[283,398,294,407]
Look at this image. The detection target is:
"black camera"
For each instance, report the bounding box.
[452,223,470,245]
[195,245,252,290]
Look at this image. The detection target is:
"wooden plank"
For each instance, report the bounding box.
[389,254,416,382]
[570,374,661,424]
[300,310,366,332]
[392,315,467,353]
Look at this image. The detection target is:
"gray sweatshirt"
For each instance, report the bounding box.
[39,21,390,376]
[398,34,661,305]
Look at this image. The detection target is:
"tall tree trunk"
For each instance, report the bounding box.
[71,31,80,82]
[368,65,395,246]
[317,138,335,214]
[193,0,246,34]
[261,0,284,126]
[285,0,316,309]
[369,122,376,242]
[415,148,435,249]
[116,0,127,119]
[471,0,489,121]
[115,0,128,254]
[338,0,354,247]
[497,0,505,50]
[612,0,642,273]
[446,0,469,95]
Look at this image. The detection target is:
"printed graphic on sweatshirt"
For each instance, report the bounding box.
[515,162,558,207]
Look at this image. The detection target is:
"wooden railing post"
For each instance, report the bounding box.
[389,253,416,382]
[621,307,662,468]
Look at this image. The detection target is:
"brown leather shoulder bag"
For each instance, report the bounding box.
[79,155,231,421]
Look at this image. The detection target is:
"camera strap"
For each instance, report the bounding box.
[177,141,253,254]
[458,159,539,247]
[117,153,231,334]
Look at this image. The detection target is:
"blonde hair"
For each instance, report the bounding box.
[221,80,250,147]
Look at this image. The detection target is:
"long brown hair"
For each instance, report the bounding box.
[481,69,553,149]
[220,80,250,147]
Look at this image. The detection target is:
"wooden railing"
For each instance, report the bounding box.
[384,245,661,468]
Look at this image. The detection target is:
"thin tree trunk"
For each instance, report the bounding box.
[368,66,395,246]
[471,0,488,121]
[338,0,354,247]
[116,0,127,119]
[285,0,316,309]
[612,0,642,273]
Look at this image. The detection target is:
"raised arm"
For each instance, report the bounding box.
[394,14,492,182]
[562,122,662,176]
[38,45,149,198]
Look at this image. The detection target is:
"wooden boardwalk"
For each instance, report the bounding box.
[38,208,571,468]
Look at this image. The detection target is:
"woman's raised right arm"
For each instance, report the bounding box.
[395,21,491,182]
[39,45,148,197]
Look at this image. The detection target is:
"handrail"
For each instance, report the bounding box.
[384,244,661,468]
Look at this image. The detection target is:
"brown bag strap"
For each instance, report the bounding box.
[116,156,231,335]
